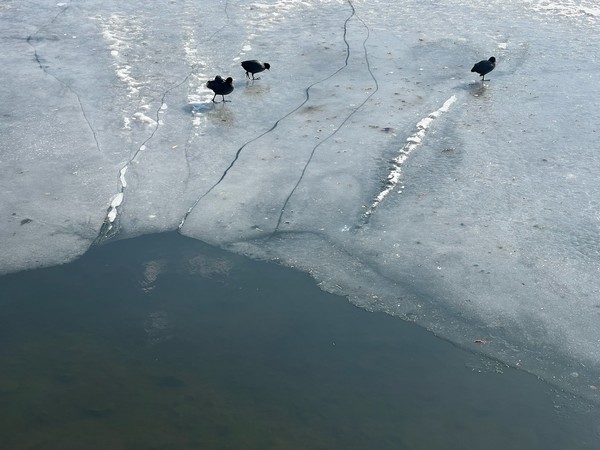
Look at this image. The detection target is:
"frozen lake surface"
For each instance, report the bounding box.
[1,0,600,403]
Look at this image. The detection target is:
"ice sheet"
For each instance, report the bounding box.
[1,0,599,403]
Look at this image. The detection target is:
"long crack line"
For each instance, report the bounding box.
[271,0,378,235]
[26,3,102,154]
[177,2,357,231]
[207,0,230,42]
[94,71,195,244]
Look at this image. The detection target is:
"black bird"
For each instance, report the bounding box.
[471,56,496,82]
[206,76,234,102]
[241,60,270,80]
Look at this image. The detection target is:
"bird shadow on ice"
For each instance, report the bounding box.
[185,103,212,114]
[186,102,234,121]
[242,81,271,96]
[456,81,493,98]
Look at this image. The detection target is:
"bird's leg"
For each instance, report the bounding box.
[246,72,250,79]
[222,95,230,102]
[212,93,218,102]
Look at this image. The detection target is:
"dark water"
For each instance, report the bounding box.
[0,232,599,449]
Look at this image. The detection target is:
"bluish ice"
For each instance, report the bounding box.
[1,0,599,404]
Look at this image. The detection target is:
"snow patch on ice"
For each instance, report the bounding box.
[96,14,145,98]
[119,166,128,188]
[247,0,330,31]
[528,0,600,21]
[132,112,157,127]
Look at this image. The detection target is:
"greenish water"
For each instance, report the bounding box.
[0,232,598,449]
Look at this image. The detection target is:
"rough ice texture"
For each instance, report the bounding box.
[1,0,600,403]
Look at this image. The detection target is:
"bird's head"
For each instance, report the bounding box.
[225,77,233,84]
[264,63,271,70]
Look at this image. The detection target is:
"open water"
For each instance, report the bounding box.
[1,232,599,449]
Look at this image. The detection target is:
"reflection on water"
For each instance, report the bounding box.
[0,232,598,449]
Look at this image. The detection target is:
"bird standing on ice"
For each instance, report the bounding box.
[241,60,270,80]
[206,76,234,102]
[471,56,496,82]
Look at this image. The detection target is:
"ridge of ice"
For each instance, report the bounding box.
[364,95,457,220]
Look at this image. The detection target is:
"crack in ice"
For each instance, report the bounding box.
[178,0,357,231]
[95,69,193,244]
[26,4,102,155]
[208,0,231,41]
[273,0,378,234]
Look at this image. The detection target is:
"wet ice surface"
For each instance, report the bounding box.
[1,0,599,403]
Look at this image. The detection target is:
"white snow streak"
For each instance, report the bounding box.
[364,95,457,219]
